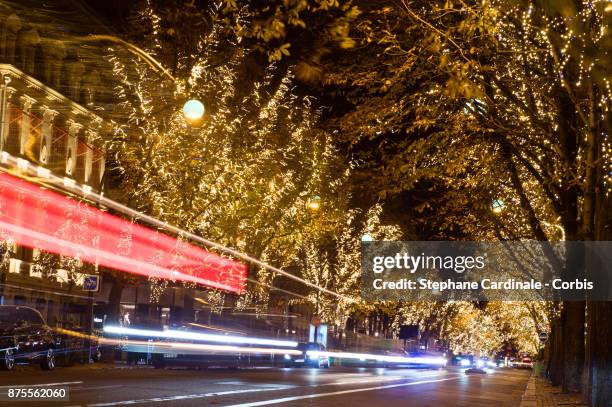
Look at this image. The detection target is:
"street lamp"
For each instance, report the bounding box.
[307,195,321,211]
[183,99,205,126]
[491,199,504,214]
[361,234,374,242]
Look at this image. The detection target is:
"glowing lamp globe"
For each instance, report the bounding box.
[183,99,205,124]
[491,199,505,214]
[307,195,321,211]
[361,234,374,242]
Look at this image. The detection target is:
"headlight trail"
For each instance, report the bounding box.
[306,350,447,366]
[103,326,299,348]
[57,328,303,356]
[186,322,245,335]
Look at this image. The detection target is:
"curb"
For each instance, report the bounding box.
[520,373,538,407]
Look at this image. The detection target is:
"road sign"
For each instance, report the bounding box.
[83,275,100,292]
[539,332,548,342]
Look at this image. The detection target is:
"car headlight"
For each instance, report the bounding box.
[284,354,291,360]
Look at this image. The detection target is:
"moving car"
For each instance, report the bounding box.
[512,355,533,369]
[451,354,474,367]
[284,342,330,368]
[475,356,497,368]
[0,305,59,370]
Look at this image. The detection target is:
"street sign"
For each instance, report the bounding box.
[539,332,548,342]
[83,275,100,292]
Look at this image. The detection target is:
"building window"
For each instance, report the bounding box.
[35,297,46,312]
[8,258,21,274]
[14,295,26,305]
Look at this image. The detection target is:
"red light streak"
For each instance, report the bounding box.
[0,172,246,293]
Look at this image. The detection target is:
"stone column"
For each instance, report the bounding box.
[42,39,66,90]
[65,120,82,176]
[40,107,58,165]
[83,128,95,184]
[18,94,35,156]
[1,13,22,63]
[18,27,40,74]
[83,69,101,106]
[0,73,16,151]
[65,54,85,101]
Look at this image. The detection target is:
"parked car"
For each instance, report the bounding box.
[0,305,60,370]
[284,342,330,368]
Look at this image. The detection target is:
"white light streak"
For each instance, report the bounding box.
[103,325,298,348]
[305,350,447,366]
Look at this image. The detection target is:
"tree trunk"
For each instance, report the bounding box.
[549,316,564,386]
[561,300,585,392]
[585,301,612,406]
[585,193,612,406]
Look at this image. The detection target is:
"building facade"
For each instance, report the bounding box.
[0,62,109,328]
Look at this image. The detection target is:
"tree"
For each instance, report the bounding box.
[104,0,356,318]
[317,0,609,401]
[287,203,403,332]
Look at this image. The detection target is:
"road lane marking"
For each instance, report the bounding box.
[328,370,443,386]
[65,370,447,406]
[85,386,295,406]
[72,385,124,391]
[222,376,461,407]
[0,381,83,388]
[217,381,297,389]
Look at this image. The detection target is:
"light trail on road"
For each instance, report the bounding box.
[103,326,299,348]
[306,350,447,366]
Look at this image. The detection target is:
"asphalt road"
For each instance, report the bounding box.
[0,364,531,407]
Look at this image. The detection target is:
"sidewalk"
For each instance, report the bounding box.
[520,374,586,407]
